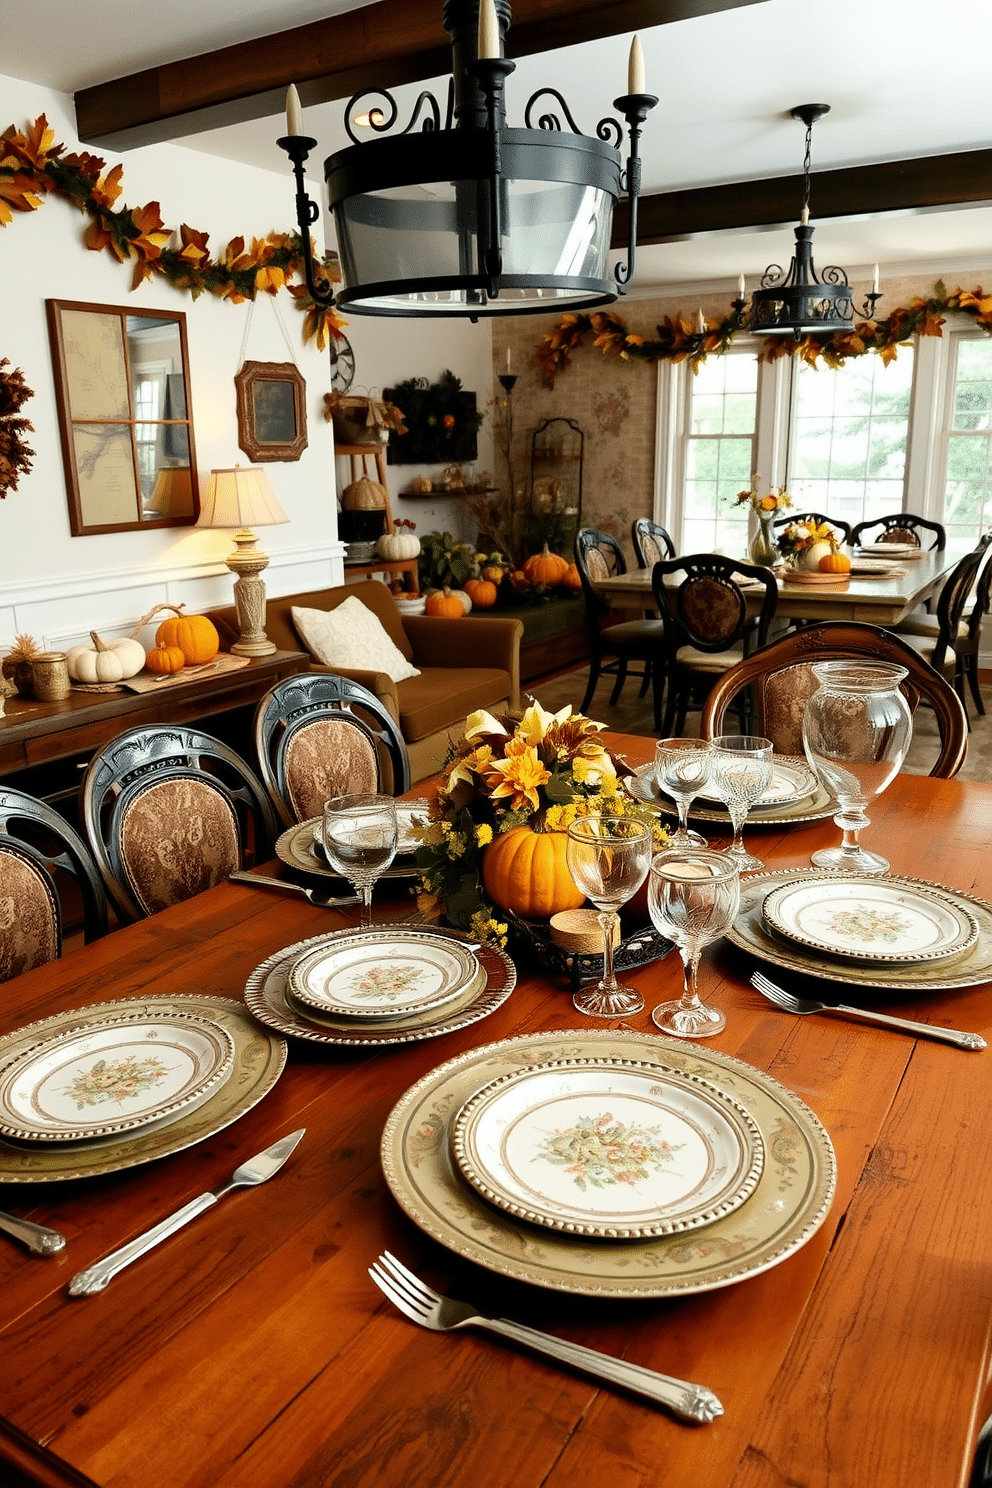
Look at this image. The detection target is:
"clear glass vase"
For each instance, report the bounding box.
[749,513,778,568]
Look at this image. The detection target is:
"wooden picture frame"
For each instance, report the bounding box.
[46,299,200,536]
[235,361,308,463]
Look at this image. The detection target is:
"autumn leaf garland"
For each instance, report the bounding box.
[0,115,347,350]
[0,358,34,499]
[536,282,992,388]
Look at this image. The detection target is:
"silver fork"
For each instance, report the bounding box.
[750,971,986,1051]
[228,871,358,909]
[369,1250,723,1424]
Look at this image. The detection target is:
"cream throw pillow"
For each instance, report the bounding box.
[292,597,420,683]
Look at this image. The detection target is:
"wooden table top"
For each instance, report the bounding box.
[2,735,991,1488]
[594,545,966,626]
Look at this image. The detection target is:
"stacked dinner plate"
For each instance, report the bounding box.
[0,996,287,1184]
[728,869,992,995]
[381,1028,837,1298]
[276,800,428,882]
[243,925,516,1048]
[627,754,834,827]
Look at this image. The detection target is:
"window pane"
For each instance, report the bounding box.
[943,338,992,539]
[682,355,758,551]
[789,350,914,525]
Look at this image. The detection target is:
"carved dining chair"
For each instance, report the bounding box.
[894,534,992,723]
[0,787,107,982]
[253,673,411,829]
[573,528,664,720]
[631,517,676,570]
[651,553,779,736]
[80,726,277,922]
[773,510,853,546]
[851,513,946,550]
[699,620,968,778]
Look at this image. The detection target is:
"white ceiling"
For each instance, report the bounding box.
[6,0,991,297]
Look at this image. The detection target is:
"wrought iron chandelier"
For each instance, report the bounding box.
[277,0,657,319]
[749,104,882,338]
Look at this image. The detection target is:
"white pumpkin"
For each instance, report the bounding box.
[66,631,146,684]
[376,530,421,561]
[799,541,835,572]
[450,587,473,614]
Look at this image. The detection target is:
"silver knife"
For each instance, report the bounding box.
[68,1129,305,1296]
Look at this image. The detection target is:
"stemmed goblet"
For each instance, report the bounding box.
[802,660,913,874]
[565,817,653,1018]
[647,849,741,1038]
[322,793,398,930]
[653,738,712,850]
[708,735,774,872]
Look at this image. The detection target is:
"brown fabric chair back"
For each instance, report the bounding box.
[0,843,60,982]
[119,778,242,917]
[282,719,379,821]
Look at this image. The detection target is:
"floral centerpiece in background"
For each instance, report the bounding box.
[777,519,840,571]
[733,481,793,567]
[415,702,665,944]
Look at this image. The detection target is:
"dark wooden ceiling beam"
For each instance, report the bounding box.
[74,0,765,149]
[611,148,992,246]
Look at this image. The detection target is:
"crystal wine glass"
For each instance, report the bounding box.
[647,849,741,1038]
[322,793,398,930]
[708,735,774,872]
[654,738,712,850]
[565,816,653,1018]
[802,660,913,874]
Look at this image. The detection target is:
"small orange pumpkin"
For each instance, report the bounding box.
[155,612,220,665]
[561,562,582,590]
[464,578,498,609]
[819,550,852,573]
[145,643,186,676]
[482,826,586,920]
[523,543,569,587]
[424,585,466,618]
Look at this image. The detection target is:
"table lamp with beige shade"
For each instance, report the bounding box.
[197,465,289,656]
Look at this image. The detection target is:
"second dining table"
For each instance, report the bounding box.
[1,732,991,1488]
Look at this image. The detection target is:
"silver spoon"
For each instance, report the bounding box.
[0,1209,66,1256]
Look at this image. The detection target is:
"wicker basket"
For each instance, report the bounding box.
[330,395,392,447]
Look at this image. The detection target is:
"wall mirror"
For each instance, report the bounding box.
[47,299,199,535]
[234,360,308,462]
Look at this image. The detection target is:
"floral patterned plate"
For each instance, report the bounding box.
[381,1030,835,1298]
[729,871,992,994]
[627,757,834,825]
[0,996,286,1183]
[245,928,514,1047]
[762,876,979,965]
[450,1057,764,1239]
[696,758,818,811]
[287,929,480,1019]
[0,1011,235,1143]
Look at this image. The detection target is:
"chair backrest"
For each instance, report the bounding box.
[0,787,108,982]
[699,621,968,777]
[574,529,627,617]
[963,535,992,650]
[773,510,853,545]
[631,518,676,570]
[254,673,411,829]
[81,726,277,922]
[930,535,992,669]
[851,513,946,551]
[650,554,778,656]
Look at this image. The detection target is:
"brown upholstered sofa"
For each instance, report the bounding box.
[205,580,523,782]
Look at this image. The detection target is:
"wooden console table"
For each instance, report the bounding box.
[0,649,309,806]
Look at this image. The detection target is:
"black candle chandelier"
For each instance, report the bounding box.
[749,104,882,338]
[277,0,657,320]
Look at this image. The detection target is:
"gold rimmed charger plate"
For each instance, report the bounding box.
[276,818,417,882]
[244,928,514,1046]
[381,1029,835,1298]
[730,870,992,993]
[627,756,834,826]
[0,996,286,1184]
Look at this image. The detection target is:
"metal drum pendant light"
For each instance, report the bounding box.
[750,104,882,338]
[278,0,657,320]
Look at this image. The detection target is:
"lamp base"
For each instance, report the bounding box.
[226,529,276,657]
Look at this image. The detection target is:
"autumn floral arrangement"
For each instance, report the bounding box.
[414,702,665,944]
[733,482,792,518]
[776,519,839,563]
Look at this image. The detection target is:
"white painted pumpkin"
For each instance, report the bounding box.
[66,631,146,683]
[376,530,420,561]
[799,541,835,572]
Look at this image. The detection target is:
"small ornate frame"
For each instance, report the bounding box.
[235,361,308,463]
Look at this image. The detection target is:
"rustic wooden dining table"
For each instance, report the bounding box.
[2,734,991,1488]
[593,543,967,626]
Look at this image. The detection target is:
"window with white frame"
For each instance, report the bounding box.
[941,334,992,542]
[678,353,758,553]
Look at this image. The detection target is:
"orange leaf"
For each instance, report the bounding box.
[91,163,123,210]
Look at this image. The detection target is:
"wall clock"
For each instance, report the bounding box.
[330,334,356,393]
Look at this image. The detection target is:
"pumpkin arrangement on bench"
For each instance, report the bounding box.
[64,604,221,684]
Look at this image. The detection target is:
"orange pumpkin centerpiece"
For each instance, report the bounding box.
[523,543,570,588]
[819,550,852,573]
[482,824,585,920]
[154,607,220,665]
